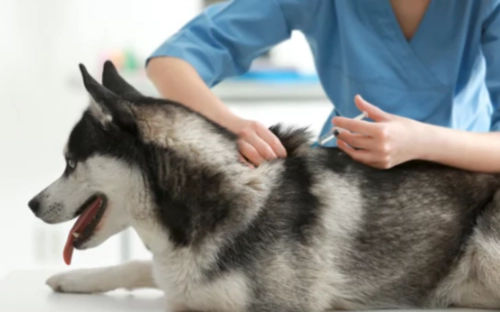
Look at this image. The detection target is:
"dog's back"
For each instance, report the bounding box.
[204,125,500,311]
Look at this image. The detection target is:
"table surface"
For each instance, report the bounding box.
[0,270,494,312]
[0,270,165,312]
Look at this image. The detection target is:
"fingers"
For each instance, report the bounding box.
[237,121,287,167]
[333,95,392,137]
[255,126,287,158]
[354,95,391,122]
[238,153,255,168]
[336,131,374,150]
[338,139,394,169]
[238,140,265,166]
[244,131,278,160]
[332,117,378,137]
[337,139,374,164]
[333,95,402,170]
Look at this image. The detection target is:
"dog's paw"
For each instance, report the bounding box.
[46,269,115,294]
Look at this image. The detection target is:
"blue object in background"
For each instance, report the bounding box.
[229,70,319,85]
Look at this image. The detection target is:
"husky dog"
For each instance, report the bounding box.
[28,61,500,311]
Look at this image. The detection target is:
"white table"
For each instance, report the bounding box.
[0,271,493,312]
[0,271,165,312]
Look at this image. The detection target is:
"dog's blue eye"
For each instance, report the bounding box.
[67,159,76,169]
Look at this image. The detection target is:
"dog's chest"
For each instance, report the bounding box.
[152,251,250,312]
[133,224,250,312]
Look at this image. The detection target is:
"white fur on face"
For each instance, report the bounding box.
[33,173,95,224]
[32,154,147,249]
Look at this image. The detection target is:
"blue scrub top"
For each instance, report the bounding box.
[148,0,500,147]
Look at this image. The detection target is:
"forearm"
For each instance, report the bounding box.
[417,123,500,172]
[146,57,241,132]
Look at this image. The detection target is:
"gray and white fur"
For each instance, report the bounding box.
[28,61,500,311]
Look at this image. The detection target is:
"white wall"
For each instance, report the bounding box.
[0,0,330,275]
[0,0,204,275]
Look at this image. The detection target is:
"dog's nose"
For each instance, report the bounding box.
[28,198,40,215]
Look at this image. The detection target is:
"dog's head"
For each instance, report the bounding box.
[28,60,252,263]
[27,61,151,264]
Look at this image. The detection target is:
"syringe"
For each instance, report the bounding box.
[318,111,368,145]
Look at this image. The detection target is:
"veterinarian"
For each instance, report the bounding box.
[146,0,500,173]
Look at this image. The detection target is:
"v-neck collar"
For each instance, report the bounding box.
[366,0,445,88]
[385,0,435,46]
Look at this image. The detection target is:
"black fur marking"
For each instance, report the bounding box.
[211,156,320,272]
[140,144,234,246]
[269,124,312,156]
[67,110,139,165]
[316,147,352,174]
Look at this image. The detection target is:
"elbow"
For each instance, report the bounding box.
[146,57,163,82]
[146,56,193,84]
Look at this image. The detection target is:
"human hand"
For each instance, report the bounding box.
[332,95,423,169]
[230,118,287,167]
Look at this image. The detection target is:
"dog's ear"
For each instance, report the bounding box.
[102,60,143,97]
[79,64,137,135]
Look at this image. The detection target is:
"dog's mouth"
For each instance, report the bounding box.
[63,194,107,265]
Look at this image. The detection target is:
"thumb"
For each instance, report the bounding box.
[354,95,391,122]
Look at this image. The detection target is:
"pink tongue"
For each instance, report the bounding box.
[63,197,103,265]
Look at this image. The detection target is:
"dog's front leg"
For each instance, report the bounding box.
[46,260,157,294]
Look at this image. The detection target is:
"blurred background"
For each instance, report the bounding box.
[0,0,332,276]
